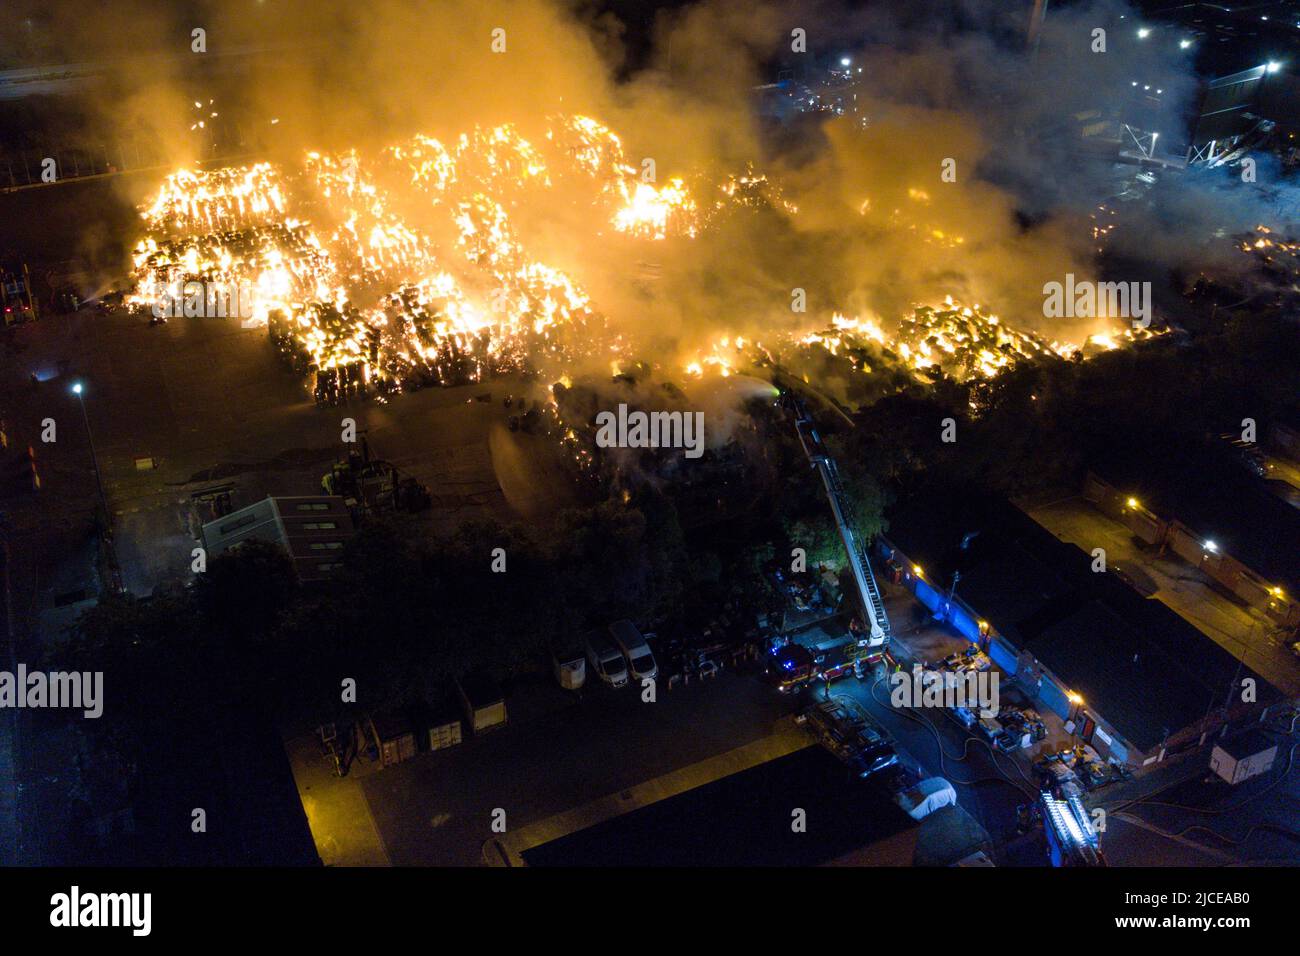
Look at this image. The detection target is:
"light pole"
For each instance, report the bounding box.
[71,381,120,591]
[71,381,109,526]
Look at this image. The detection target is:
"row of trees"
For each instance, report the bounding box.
[60,489,692,730]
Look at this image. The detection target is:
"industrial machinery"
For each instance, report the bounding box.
[321,438,430,515]
[1,265,37,324]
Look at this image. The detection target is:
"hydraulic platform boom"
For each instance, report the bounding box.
[789,398,891,650]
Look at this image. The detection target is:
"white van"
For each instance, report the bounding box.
[609,620,658,681]
[584,629,628,687]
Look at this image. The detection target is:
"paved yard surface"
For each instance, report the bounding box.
[3,307,579,606]
[1095,737,1300,865]
[348,667,796,866]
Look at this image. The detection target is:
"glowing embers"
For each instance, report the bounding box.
[126,221,337,326]
[141,164,288,234]
[1240,224,1300,282]
[896,301,1066,380]
[612,178,698,240]
[306,151,437,284]
[128,114,1168,408]
[683,299,1163,388]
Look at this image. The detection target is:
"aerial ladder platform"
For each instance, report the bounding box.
[788,397,891,654]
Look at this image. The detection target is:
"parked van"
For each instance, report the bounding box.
[609,620,658,681]
[584,628,628,687]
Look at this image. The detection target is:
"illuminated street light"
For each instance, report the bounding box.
[1137,27,1151,39]
[1204,540,1218,553]
[1126,497,1139,509]
[1267,61,1283,74]
[1067,691,1085,705]
[71,380,110,531]
[1180,38,1193,49]
[840,57,851,67]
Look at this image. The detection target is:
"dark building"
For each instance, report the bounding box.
[201,495,356,584]
[878,488,1280,770]
[518,746,988,867]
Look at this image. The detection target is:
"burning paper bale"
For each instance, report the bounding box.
[126,115,1164,409]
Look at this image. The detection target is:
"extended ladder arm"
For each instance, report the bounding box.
[791,402,891,648]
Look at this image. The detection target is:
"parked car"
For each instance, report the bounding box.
[609,619,657,681]
[584,628,628,688]
[800,696,899,779]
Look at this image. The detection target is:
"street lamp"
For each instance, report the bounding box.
[71,381,110,528]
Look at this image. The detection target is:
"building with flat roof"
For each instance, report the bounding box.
[201,495,355,584]
[519,746,989,867]
[878,487,1280,769]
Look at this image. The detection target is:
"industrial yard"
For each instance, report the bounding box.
[2,0,1299,940]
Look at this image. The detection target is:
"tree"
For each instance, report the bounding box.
[783,516,844,571]
[194,538,297,638]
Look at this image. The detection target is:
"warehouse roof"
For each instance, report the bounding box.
[883,484,1272,752]
[1024,599,1224,752]
[883,491,1081,641]
[522,746,915,866]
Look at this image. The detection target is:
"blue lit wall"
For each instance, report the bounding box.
[948,604,983,643]
[914,578,943,614]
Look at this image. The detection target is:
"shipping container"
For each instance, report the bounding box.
[368,713,416,767]
[458,674,508,734]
